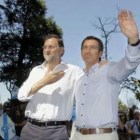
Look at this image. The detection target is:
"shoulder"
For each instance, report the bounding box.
[98,60,117,69]
[67,63,81,69]
[99,60,109,68]
[62,61,82,71]
[64,63,84,76]
[29,64,43,74]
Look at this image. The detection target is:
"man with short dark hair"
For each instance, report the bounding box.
[71,10,140,140]
[18,34,83,140]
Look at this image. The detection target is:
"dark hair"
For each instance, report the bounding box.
[81,36,103,61]
[3,101,11,113]
[44,34,64,48]
[43,34,64,56]
[81,36,103,52]
[134,111,140,115]
[119,111,127,124]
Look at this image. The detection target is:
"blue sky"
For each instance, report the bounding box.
[0,0,140,106]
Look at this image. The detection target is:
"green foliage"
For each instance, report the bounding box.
[120,77,140,102]
[134,80,140,101]
[0,0,63,95]
[118,99,129,117]
[120,77,139,93]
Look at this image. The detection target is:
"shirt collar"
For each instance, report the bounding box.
[39,60,68,72]
[84,63,99,74]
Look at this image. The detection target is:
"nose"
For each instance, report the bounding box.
[85,47,91,53]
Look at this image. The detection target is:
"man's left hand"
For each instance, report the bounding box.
[118,10,139,44]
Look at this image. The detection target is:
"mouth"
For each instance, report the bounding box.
[44,53,51,56]
[85,55,91,59]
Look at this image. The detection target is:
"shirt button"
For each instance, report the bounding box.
[83,93,85,95]
[83,125,85,127]
[81,115,83,117]
[82,103,84,105]
[84,84,86,86]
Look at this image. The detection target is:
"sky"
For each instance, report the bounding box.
[0,0,140,107]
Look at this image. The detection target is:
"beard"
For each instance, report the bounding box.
[43,53,54,63]
[43,51,60,63]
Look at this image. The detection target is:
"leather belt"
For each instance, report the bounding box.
[77,128,115,135]
[28,118,68,127]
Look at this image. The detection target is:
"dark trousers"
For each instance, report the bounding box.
[15,126,23,136]
[20,122,69,140]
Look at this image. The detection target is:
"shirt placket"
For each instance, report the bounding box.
[80,74,88,128]
[43,67,52,119]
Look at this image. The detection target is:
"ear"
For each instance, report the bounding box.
[59,47,64,56]
[99,51,103,58]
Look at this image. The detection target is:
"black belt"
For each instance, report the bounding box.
[28,118,68,127]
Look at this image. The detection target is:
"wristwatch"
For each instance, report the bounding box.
[128,39,140,46]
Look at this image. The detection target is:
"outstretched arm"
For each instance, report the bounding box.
[118,10,139,44]
[108,10,140,83]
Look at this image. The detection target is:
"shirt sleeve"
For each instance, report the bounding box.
[108,44,140,83]
[18,68,36,101]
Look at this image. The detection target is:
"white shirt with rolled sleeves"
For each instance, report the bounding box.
[18,61,83,121]
[74,44,140,129]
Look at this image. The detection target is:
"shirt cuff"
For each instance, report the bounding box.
[18,83,34,101]
[127,44,140,56]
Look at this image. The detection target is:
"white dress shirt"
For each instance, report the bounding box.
[74,44,140,129]
[18,61,83,121]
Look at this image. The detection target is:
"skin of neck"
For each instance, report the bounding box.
[85,60,99,73]
[45,59,61,71]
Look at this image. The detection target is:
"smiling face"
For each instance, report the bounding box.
[43,38,64,63]
[81,39,103,67]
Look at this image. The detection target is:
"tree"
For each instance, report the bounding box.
[91,11,140,102]
[127,97,139,108]
[134,80,140,101]
[91,16,119,60]
[119,77,140,94]
[119,76,140,104]
[0,0,63,98]
[118,99,129,117]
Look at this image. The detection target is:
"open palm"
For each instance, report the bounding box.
[118,10,139,43]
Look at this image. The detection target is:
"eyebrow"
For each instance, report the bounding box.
[83,45,99,48]
[83,45,98,47]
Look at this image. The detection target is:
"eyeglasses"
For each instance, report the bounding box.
[42,45,57,50]
[82,45,99,51]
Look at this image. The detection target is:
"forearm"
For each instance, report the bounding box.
[28,78,48,96]
[28,71,63,95]
[108,43,140,82]
[118,121,124,130]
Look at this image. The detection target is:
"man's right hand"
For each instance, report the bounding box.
[43,70,65,85]
[28,70,65,96]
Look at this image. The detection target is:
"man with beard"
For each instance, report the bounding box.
[18,34,83,140]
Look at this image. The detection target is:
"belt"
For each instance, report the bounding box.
[77,127,116,135]
[28,118,68,127]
